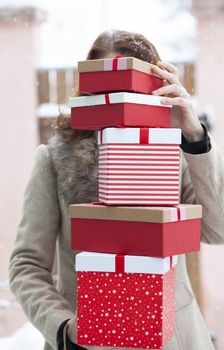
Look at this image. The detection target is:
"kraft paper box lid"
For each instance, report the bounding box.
[98,127,181,145]
[69,203,202,223]
[68,92,172,109]
[78,56,156,75]
[75,252,177,274]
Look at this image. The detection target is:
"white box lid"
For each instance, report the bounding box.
[75,252,177,274]
[69,92,172,108]
[98,127,181,145]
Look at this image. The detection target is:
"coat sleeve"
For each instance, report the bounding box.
[9,145,74,350]
[181,136,224,244]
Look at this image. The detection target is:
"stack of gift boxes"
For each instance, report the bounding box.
[68,56,202,349]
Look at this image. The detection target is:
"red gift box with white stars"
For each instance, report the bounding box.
[75,252,177,349]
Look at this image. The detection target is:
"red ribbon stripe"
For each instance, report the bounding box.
[115,254,125,273]
[140,128,149,144]
[105,93,110,105]
[112,55,125,70]
[170,256,173,269]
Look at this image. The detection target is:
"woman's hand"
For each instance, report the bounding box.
[67,317,77,344]
[151,62,204,142]
[67,316,114,350]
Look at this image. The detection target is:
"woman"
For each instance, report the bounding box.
[9,30,224,350]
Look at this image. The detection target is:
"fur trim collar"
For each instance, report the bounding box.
[48,134,99,205]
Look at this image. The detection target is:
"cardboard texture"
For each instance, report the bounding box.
[70,203,202,257]
[69,92,171,130]
[69,203,202,222]
[78,57,163,94]
[76,252,176,349]
[78,57,157,74]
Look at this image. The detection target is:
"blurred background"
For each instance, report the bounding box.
[0,0,224,349]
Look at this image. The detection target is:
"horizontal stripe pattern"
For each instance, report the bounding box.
[100,157,179,162]
[99,163,179,171]
[99,192,179,197]
[98,144,180,205]
[99,193,179,199]
[99,184,179,189]
[99,181,179,185]
[99,189,179,194]
[99,144,179,149]
[98,198,179,204]
[99,175,179,180]
[99,171,179,175]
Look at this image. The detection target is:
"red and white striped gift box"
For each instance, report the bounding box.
[98,127,181,205]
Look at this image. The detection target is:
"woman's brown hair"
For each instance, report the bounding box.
[56,30,161,140]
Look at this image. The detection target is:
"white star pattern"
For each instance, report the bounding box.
[76,269,176,349]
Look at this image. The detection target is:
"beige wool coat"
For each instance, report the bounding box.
[9,132,224,350]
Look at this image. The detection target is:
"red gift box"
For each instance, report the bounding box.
[76,252,176,349]
[69,92,172,130]
[78,56,163,94]
[98,127,181,205]
[69,203,202,257]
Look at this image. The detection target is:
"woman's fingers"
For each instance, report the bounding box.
[151,65,178,84]
[157,61,178,76]
[152,84,189,98]
[160,96,190,109]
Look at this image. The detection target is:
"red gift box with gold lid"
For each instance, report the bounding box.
[78,56,163,95]
[69,203,202,257]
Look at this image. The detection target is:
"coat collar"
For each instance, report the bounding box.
[48,133,99,205]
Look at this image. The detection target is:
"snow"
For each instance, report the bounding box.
[0,323,44,350]
[37,103,69,118]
